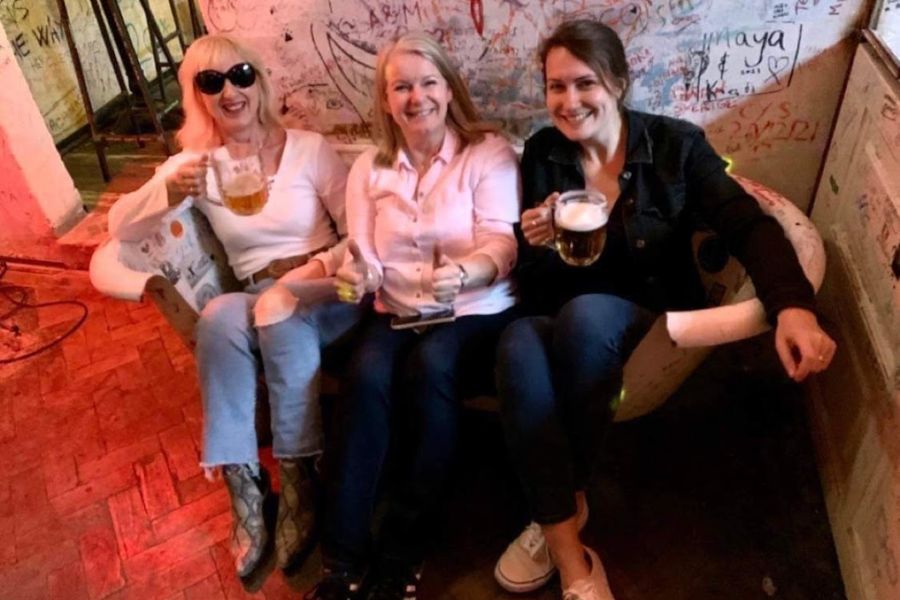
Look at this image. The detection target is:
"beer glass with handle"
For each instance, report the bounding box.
[210,141,269,216]
[553,189,610,266]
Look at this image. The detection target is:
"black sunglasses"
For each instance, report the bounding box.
[194,63,256,95]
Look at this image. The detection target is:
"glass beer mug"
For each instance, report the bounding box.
[553,190,610,267]
[209,142,268,216]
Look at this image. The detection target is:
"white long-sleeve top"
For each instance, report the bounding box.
[108,129,350,280]
[345,131,521,317]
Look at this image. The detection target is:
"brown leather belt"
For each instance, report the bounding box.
[242,245,330,287]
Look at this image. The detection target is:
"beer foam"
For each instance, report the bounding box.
[556,202,608,232]
[223,172,264,196]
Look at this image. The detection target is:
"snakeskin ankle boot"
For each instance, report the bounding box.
[275,457,318,570]
[223,464,269,577]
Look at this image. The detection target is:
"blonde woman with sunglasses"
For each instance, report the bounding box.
[108,34,366,578]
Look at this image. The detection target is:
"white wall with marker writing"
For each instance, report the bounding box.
[0,0,185,143]
[194,0,868,210]
[1,0,870,209]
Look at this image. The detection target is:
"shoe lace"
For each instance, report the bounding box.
[518,521,546,558]
[562,578,599,600]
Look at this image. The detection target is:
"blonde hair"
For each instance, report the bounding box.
[176,34,281,151]
[371,32,495,167]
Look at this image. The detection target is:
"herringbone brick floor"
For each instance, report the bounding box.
[0,263,848,600]
[0,266,304,600]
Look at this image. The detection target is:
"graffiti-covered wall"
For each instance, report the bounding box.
[198,0,868,209]
[0,0,185,142]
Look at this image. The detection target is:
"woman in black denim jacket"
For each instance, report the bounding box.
[492,19,837,600]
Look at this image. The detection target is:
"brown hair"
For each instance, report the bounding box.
[176,33,281,151]
[539,19,630,108]
[371,31,495,167]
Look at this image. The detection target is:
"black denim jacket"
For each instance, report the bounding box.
[516,109,816,322]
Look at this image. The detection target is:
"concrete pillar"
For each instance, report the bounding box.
[0,22,84,265]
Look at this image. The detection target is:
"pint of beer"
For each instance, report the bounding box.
[553,190,609,267]
[221,172,267,215]
[211,143,268,216]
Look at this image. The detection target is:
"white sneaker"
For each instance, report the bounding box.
[494,501,589,593]
[561,546,614,600]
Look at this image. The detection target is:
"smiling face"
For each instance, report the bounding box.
[199,47,261,142]
[544,46,622,145]
[383,51,452,147]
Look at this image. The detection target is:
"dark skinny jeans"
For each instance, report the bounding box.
[496,294,656,524]
[323,307,517,574]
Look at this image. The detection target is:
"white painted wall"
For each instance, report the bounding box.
[872,0,900,62]
[0,23,82,235]
[0,0,873,215]
[197,0,869,210]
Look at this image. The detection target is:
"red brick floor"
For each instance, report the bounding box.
[0,263,848,600]
[0,266,306,599]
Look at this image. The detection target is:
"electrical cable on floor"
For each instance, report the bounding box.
[0,259,89,365]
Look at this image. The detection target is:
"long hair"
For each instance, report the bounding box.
[176,34,281,151]
[539,19,631,109]
[371,32,495,167]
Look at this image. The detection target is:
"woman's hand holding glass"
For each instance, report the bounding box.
[775,307,837,382]
[521,192,559,247]
[165,155,208,206]
[336,240,378,304]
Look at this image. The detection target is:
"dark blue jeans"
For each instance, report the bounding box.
[323,307,518,574]
[496,294,656,525]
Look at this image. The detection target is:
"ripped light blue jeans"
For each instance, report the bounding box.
[194,280,366,467]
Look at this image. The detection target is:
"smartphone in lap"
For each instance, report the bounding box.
[390,308,456,330]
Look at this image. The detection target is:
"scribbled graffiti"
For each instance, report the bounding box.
[205,0,259,33]
[196,0,835,147]
[0,0,31,29]
[706,101,821,154]
[678,25,803,105]
[471,0,485,36]
[597,2,653,40]
[8,0,182,141]
[309,22,376,135]
[855,164,900,267]
[9,0,869,206]
[872,504,900,585]
[882,95,898,122]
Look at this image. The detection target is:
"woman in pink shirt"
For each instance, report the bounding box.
[305,32,521,599]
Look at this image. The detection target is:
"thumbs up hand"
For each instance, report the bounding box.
[432,246,465,305]
[335,239,373,304]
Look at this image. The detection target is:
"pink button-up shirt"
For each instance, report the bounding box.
[345,131,521,317]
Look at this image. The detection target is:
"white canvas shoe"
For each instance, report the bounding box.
[494,501,589,593]
[561,546,615,600]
